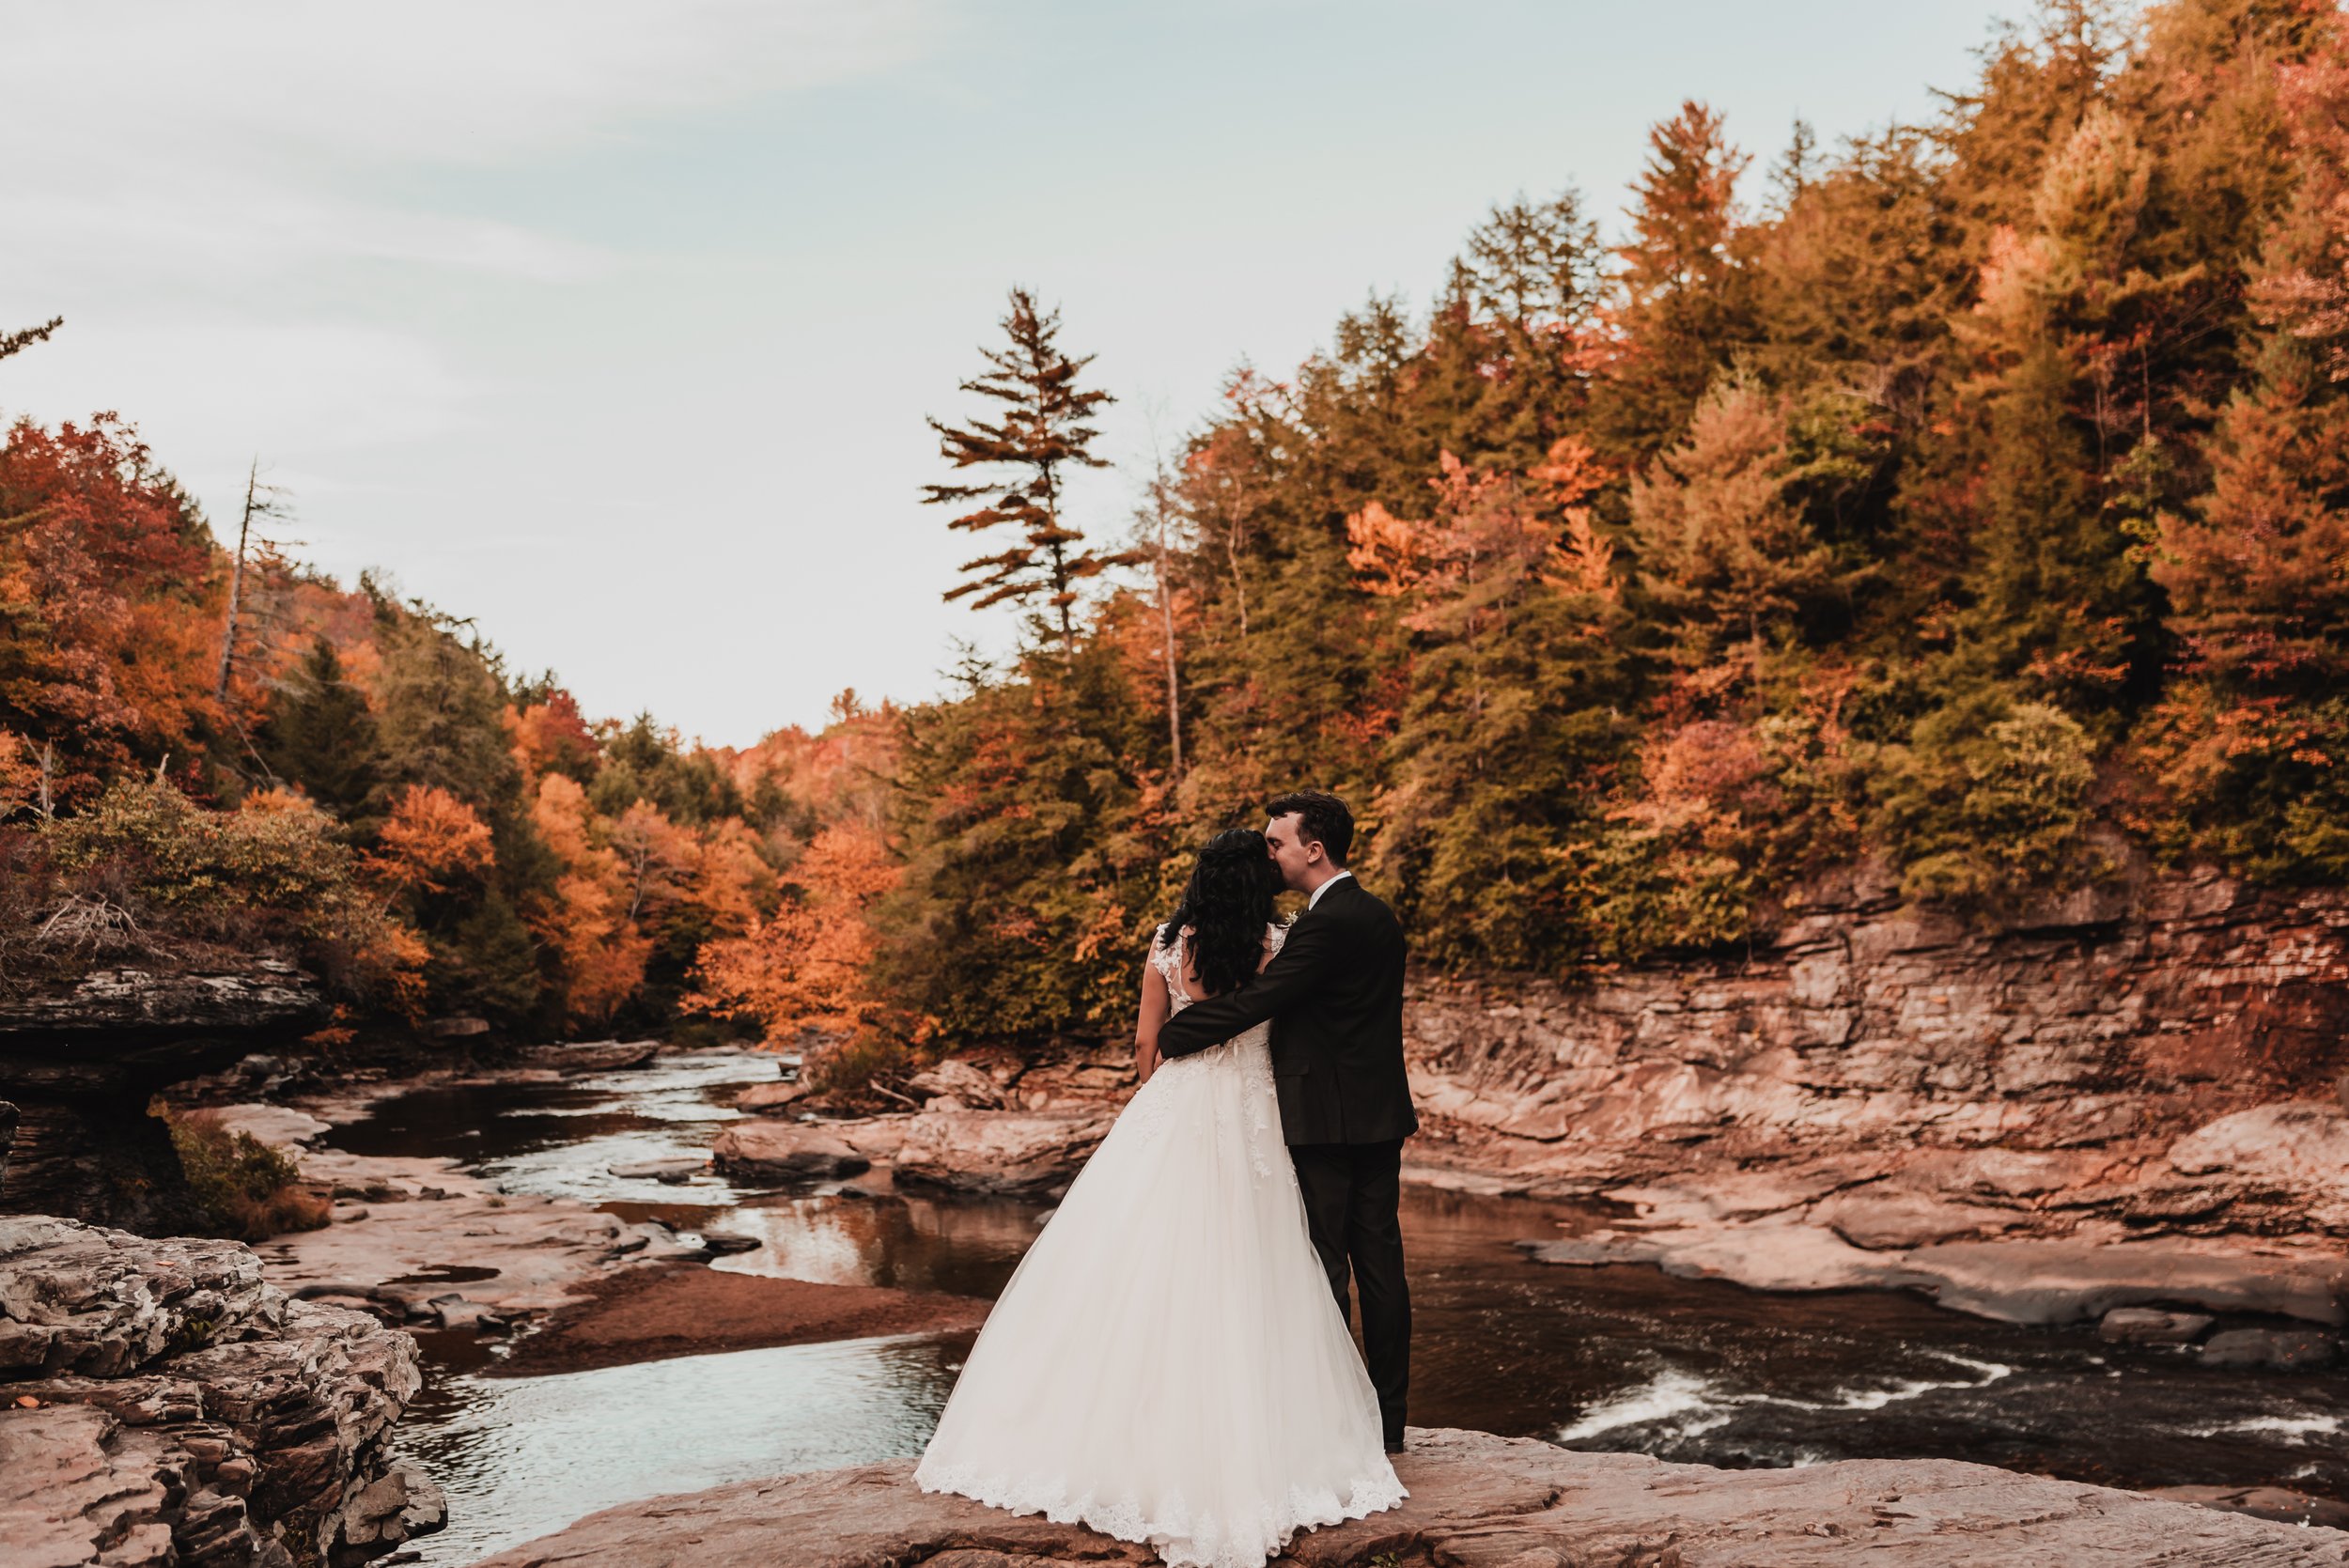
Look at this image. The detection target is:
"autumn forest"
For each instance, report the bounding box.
[5,0,2346,1095]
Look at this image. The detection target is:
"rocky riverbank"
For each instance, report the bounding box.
[0,1215,443,1567]
[464,1424,2349,1567]
[723,868,2349,1335]
[195,1098,709,1335]
[167,1062,1005,1375]
[1400,868,2349,1214]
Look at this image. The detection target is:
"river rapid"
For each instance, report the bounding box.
[329,1049,2349,1564]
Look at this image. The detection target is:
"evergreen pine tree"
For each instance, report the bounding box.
[257,637,384,824]
[1594,101,1759,457]
[926,289,1131,649]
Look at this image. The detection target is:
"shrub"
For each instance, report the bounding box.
[1875,696,2100,906]
[38,779,428,1010]
[159,1106,331,1241]
[809,1032,924,1107]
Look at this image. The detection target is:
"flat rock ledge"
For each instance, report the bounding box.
[467,1426,2347,1568]
[712,1108,1112,1196]
[202,1103,701,1326]
[1523,1228,2349,1330]
[0,1215,443,1568]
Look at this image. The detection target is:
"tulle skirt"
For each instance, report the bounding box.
[913,1030,1405,1568]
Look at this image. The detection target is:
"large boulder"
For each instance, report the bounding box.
[733,1079,812,1115]
[0,1216,443,1566]
[892,1108,1112,1195]
[710,1122,870,1181]
[464,1425,2349,1567]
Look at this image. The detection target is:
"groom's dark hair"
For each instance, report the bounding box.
[1268,789,1353,866]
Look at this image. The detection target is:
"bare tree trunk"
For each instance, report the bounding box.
[1150,464,1184,781]
[1224,520,1251,639]
[215,459,259,703]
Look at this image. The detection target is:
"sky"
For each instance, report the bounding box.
[0,1,2017,747]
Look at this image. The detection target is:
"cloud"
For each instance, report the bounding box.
[0,1,943,286]
[6,2,938,167]
[10,315,472,469]
[0,0,945,493]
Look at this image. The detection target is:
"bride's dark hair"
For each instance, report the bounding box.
[1162,829,1282,999]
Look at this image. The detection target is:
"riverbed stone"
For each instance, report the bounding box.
[515,1040,661,1075]
[2199,1326,2339,1369]
[2098,1306,2214,1344]
[2151,1484,2349,1530]
[462,1425,2349,1567]
[607,1157,705,1182]
[904,1058,1004,1110]
[733,1079,811,1114]
[696,1231,761,1255]
[891,1108,1113,1195]
[709,1122,870,1181]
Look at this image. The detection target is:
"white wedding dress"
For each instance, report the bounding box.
[914,923,1406,1568]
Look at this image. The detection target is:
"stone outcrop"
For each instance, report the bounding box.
[891,1107,1113,1195]
[0,1215,443,1567]
[710,1121,872,1181]
[464,1425,2349,1567]
[0,962,330,1233]
[0,965,326,1038]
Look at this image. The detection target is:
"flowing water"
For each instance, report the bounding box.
[334,1050,2349,1563]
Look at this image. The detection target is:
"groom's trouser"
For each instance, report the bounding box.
[1289,1139,1409,1444]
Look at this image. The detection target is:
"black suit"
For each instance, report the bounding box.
[1155,874,1416,1444]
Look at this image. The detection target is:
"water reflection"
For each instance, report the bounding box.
[398,1331,966,1564]
[330,1050,2349,1564]
[711,1192,1048,1296]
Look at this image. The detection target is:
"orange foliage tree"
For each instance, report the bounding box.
[527,772,653,1027]
[689,822,901,1048]
[0,418,226,800]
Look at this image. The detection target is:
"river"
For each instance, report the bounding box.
[325,1049,2349,1563]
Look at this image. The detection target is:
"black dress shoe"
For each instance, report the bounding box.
[1383,1436,1406,1454]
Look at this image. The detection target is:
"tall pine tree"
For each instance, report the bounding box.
[926,289,1130,649]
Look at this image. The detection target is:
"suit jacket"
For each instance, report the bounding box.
[1155,876,1418,1146]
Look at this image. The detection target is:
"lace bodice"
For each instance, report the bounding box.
[1150,921,1287,1013]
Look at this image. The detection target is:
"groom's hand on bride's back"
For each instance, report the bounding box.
[1154,911,1337,1060]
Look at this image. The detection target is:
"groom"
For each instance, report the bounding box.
[1154,789,1417,1452]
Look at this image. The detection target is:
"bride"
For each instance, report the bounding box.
[914,829,1406,1568]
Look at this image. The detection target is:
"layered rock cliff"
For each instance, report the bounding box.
[0,1215,443,1567]
[0,964,329,1232]
[1402,866,2349,1320]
